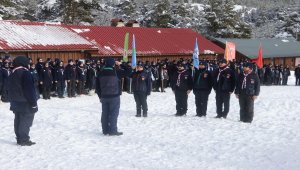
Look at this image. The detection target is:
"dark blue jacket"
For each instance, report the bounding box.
[77,66,87,82]
[193,68,213,93]
[8,67,37,114]
[54,66,65,82]
[40,68,53,88]
[131,70,152,95]
[0,68,3,93]
[235,71,260,96]
[171,70,193,91]
[29,68,39,87]
[64,64,77,81]
[96,67,121,98]
[213,67,236,93]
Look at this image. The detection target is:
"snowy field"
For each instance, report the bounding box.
[0,74,300,170]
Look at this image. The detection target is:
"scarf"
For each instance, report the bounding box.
[12,66,28,73]
[242,71,252,89]
[176,70,186,87]
[217,66,228,82]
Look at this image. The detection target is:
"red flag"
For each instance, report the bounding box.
[252,45,263,68]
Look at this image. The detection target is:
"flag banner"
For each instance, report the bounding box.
[225,42,236,62]
[252,45,263,69]
[131,34,137,67]
[193,38,199,69]
[123,32,129,62]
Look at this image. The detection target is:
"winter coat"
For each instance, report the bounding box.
[235,71,260,96]
[77,66,87,82]
[213,67,236,93]
[64,64,77,81]
[8,67,38,114]
[40,68,53,88]
[131,70,152,95]
[171,70,193,92]
[193,68,213,93]
[96,67,121,98]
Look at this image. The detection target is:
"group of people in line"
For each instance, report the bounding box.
[6,54,295,146]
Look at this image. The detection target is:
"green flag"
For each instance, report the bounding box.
[123,32,129,62]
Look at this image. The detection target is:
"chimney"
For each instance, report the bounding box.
[125,20,140,27]
[111,18,125,27]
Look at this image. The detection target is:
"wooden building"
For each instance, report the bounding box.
[0,20,99,63]
[0,20,224,63]
[213,38,300,69]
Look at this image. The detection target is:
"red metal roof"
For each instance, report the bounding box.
[0,20,98,51]
[0,20,224,56]
[64,25,224,56]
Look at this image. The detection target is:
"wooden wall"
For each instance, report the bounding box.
[0,51,87,64]
[28,51,85,63]
[263,57,296,70]
[93,54,219,62]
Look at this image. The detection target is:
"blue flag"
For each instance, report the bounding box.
[131,34,137,67]
[193,38,199,69]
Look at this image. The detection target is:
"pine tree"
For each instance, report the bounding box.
[205,0,252,38]
[143,0,174,28]
[114,0,138,20]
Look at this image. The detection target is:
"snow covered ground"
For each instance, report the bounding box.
[0,74,300,170]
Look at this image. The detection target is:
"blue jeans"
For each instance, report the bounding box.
[101,96,120,134]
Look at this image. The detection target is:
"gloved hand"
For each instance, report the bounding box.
[30,106,38,113]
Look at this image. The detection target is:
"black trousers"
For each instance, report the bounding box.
[14,112,35,143]
[133,91,148,116]
[216,91,231,118]
[101,97,120,134]
[76,81,85,95]
[67,80,76,97]
[194,90,210,116]
[42,86,51,99]
[238,94,254,123]
[296,76,300,86]
[57,81,65,97]
[175,90,188,115]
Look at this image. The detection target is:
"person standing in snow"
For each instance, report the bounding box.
[295,64,300,86]
[170,62,193,116]
[1,61,12,102]
[235,62,260,123]
[65,59,77,97]
[96,58,123,136]
[213,59,236,119]
[132,64,152,117]
[54,61,66,98]
[193,61,213,117]
[7,56,38,146]
[40,62,53,100]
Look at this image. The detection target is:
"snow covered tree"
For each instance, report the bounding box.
[205,0,251,38]
[143,0,174,28]
[114,0,138,20]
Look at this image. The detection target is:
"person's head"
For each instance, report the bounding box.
[105,58,115,68]
[44,62,49,68]
[78,61,84,67]
[68,59,74,65]
[137,64,144,71]
[38,58,43,63]
[13,56,30,68]
[30,63,35,69]
[218,59,227,68]
[177,62,185,71]
[243,62,253,73]
[199,61,207,70]
[162,64,167,69]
